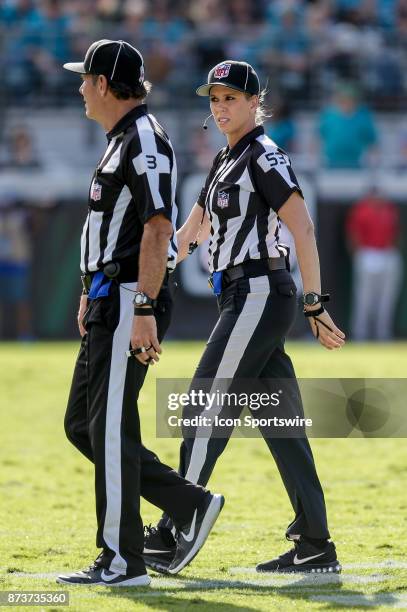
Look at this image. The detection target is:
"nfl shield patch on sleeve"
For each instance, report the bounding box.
[90,180,102,201]
[217,191,230,209]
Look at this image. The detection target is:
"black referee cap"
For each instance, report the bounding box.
[63,39,145,87]
[196,61,260,96]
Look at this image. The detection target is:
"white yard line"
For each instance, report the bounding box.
[230,560,407,573]
[2,572,386,588]
[311,594,407,608]
[2,573,58,579]
[3,559,406,581]
[227,574,387,586]
[228,567,258,574]
[344,561,407,569]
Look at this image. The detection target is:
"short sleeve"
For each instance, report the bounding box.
[251,147,303,212]
[124,131,174,224]
[197,148,227,209]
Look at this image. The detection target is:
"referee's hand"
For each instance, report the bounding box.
[306,308,346,350]
[131,312,161,365]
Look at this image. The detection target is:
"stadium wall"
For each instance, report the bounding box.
[1,171,405,340]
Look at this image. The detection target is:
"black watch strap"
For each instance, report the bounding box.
[134,307,154,316]
[304,305,325,317]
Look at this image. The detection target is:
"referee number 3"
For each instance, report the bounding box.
[146,155,157,169]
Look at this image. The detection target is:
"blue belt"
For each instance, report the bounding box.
[208,271,223,296]
[88,270,112,300]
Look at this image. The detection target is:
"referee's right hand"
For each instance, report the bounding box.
[78,294,88,337]
[131,312,161,366]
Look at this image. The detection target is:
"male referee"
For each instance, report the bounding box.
[57,40,224,587]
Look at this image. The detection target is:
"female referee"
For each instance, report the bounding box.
[144,60,345,575]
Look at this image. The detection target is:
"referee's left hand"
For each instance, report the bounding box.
[131,312,161,365]
[306,308,346,350]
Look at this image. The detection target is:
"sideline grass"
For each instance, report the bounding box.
[1,341,407,611]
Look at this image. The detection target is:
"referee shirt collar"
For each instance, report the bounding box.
[227,125,264,159]
[106,103,148,139]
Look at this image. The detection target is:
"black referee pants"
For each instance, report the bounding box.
[160,270,330,540]
[64,281,206,576]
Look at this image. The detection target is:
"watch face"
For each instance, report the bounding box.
[135,293,146,305]
[305,293,317,305]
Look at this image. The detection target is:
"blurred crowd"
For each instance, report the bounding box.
[1,0,407,107]
[0,127,53,340]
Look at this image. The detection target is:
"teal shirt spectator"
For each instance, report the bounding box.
[0,3,43,63]
[266,119,296,153]
[319,105,377,168]
[28,13,72,62]
[142,17,188,45]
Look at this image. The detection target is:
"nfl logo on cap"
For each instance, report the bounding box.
[217,191,230,209]
[214,63,231,79]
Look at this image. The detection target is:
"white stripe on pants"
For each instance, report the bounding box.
[103,282,137,574]
[185,276,269,484]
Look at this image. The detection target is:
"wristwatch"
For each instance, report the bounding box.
[302,292,330,307]
[133,291,155,307]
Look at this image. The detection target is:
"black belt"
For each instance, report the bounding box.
[222,256,288,286]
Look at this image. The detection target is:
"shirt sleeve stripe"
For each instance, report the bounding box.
[133,115,171,211]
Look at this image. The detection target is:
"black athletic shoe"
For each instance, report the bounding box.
[56,559,151,587]
[256,539,341,574]
[168,493,225,575]
[143,524,176,574]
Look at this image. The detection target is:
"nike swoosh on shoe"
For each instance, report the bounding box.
[101,570,120,582]
[179,509,197,543]
[293,552,325,565]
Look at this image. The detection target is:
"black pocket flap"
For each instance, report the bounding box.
[276,282,296,297]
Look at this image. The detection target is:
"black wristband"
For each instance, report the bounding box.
[134,307,154,316]
[304,305,325,317]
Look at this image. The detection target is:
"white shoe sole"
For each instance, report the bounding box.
[256,562,342,574]
[56,574,151,587]
[168,493,225,575]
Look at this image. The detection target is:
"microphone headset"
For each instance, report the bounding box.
[202,114,214,130]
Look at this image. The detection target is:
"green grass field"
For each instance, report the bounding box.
[1,341,407,611]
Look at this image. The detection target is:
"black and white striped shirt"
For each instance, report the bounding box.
[197,126,303,273]
[81,104,178,273]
